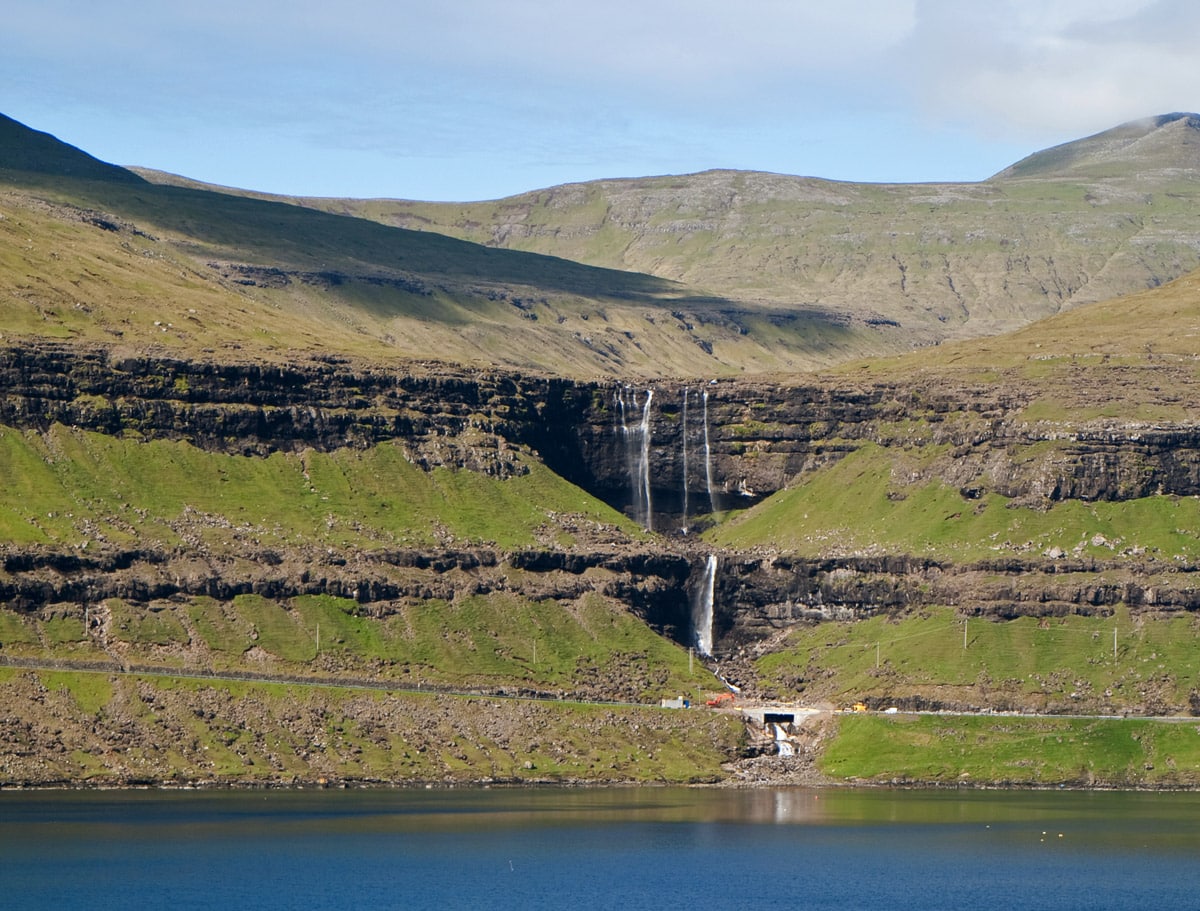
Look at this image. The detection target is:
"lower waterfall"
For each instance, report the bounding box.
[692,554,717,656]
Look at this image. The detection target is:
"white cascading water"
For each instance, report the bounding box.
[681,389,690,534]
[772,723,795,757]
[692,553,717,656]
[702,390,716,513]
[615,386,654,530]
[637,390,653,531]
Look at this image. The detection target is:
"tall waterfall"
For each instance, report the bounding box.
[615,386,654,531]
[692,554,717,656]
[681,389,690,534]
[702,390,717,514]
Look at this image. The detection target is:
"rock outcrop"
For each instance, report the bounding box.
[5,341,1200,657]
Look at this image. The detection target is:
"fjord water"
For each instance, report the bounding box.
[3,788,1199,910]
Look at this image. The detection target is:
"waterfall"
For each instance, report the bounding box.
[615,386,654,531]
[638,390,653,531]
[772,723,795,757]
[702,390,716,514]
[692,554,717,656]
[681,389,690,534]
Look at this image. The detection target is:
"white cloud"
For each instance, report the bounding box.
[4,0,1196,197]
[900,0,1200,141]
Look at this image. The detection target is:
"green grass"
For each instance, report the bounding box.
[0,585,718,702]
[0,611,39,646]
[107,599,190,648]
[709,442,1200,561]
[0,424,637,550]
[233,594,317,662]
[821,714,1200,786]
[758,605,1200,713]
[381,591,710,697]
[38,670,113,715]
[186,597,254,655]
[4,669,742,785]
[41,616,86,645]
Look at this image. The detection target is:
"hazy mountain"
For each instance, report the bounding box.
[274,113,1200,350]
[994,112,1200,180]
[5,111,1200,376]
[0,114,895,376]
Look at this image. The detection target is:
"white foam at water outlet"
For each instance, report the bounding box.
[692,554,716,656]
[773,723,795,757]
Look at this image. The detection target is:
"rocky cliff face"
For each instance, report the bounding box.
[10,343,1200,513]
[564,374,1200,528]
[5,341,1200,660]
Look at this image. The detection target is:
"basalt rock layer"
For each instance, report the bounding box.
[4,341,1200,662]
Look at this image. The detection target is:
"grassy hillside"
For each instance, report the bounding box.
[996,112,1200,180]
[696,266,1200,731]
[755,605,1200,713]
[0,423,720,706]
[711,263,1200,552]
[12,111,1200,376]
[1,115,896,377]
[857,267,1200,375]
[0,586,714,701]
[0,666,741,785]
[0,424,632,551]
[822,713,1200,787]
[709,440,1200,561]
[265,115,1200,347]
[8,111,1200,788]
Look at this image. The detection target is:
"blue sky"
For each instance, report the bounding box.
[4,1,1198,201]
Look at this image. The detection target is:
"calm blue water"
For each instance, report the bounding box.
[2,787,1199,910]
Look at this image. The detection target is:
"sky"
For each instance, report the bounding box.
[3,0,1199,201]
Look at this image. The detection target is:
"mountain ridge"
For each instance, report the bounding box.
[993,111,1200,180]
[316,115,1200,346]
[9,110,1199,376]
[0,113,145,184]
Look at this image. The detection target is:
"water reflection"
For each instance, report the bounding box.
[3,788,1200,910]
[5,786,1200,839]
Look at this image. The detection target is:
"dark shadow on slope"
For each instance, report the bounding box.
[0,114,146,185]
[0,111,697,307]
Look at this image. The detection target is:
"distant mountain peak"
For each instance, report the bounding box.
[0,113,144,183]
[993,112,1200,180]
[1152,111,1200,129]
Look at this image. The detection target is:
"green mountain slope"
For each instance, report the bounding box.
[699,267,1200,722]
[710,264,1200,562]
[995,112,1200,179]
[0,114,145,184]
[0,114,893,377]
[270,114,1200,349]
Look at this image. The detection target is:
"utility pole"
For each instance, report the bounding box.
[963,617,968,650]
[1113,626,1118,661]
[316,622,320,655]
